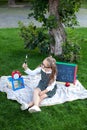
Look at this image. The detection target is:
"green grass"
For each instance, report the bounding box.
[0,28,46,76]
[81,0,87,8]
[0,28,87,130]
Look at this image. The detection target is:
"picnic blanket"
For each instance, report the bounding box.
[0,75,87,106]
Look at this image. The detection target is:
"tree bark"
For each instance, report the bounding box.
[49,0,66,55]
[8,0,16,5]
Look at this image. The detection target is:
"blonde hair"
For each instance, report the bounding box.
[44,56,57,84]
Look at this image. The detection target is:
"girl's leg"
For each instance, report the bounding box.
[33,88,41,106]
[21,88,41,111]
[40,94,48,103]
[28,101,34,108]
[29,88,48,113]
[33,88,48,106]
[28,88,42,112]
[21,101,34,110]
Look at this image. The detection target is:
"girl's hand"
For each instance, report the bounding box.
[39,89,48,96]
[39,91,44,96]
[22,63,28,70]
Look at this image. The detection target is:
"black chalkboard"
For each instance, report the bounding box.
[56,62,77,84]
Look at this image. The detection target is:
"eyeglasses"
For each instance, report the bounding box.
[41,63,50,68]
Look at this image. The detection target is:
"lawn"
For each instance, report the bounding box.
[0,28,87,130]
[81,0,87,8]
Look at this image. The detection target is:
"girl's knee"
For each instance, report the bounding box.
[34,88,41,94]
[40,94,47,100]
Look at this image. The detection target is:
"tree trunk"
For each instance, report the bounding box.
[8,0,16,5]
[49,0,66,55]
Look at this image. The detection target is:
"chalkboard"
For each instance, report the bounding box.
[56,62,77,84]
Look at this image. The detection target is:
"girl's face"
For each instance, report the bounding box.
[41,59,51,71]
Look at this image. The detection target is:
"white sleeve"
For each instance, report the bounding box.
[46,81,56,91]
[24,67,41,76]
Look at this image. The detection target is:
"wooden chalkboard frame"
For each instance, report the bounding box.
[56,62,78,84]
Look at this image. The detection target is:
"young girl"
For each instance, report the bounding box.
[21,56,57,113]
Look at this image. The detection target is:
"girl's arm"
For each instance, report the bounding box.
[25,67,41,75]
[22,63,41,75]
[46,81,56,91]
[39,89,48,96]
[46,74,57,91]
